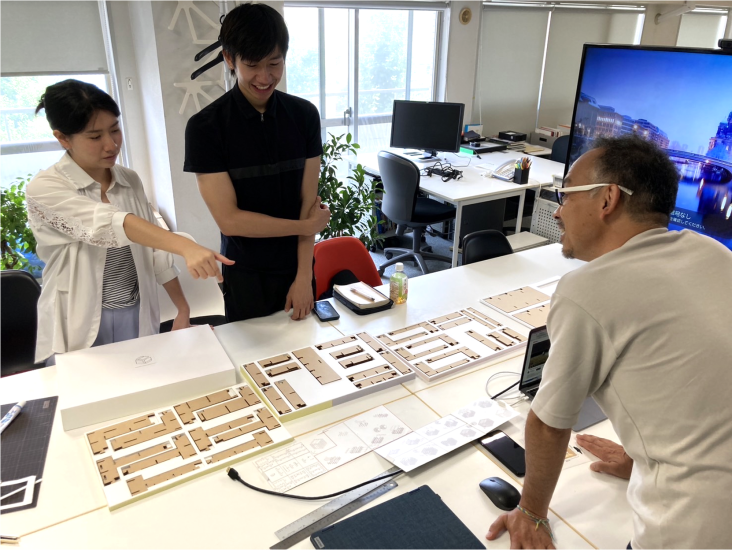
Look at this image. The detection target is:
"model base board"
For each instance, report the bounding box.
[375,308,529,381]
[480,278,560,329]
[86,384,292,509]
[241,333,415,421]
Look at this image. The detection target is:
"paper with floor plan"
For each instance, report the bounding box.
[376,397,519,472]
[255,406,411,492]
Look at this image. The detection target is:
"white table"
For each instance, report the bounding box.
[2,246,632,549]
[359,150,565,267]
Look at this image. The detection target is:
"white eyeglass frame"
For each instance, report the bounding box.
[551,183,633,205]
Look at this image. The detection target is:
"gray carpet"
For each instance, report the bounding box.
[370,230,458,282]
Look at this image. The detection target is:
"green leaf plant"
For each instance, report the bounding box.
[318,132,384,250]
[1,175,38,272]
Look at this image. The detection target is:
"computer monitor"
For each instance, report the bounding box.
[567,44,732,251]
[390,100,465,159]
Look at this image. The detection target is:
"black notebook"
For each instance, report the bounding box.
[310,485,485,549]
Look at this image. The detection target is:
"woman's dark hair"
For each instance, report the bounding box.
[35,79,120,136]
[220,3,289,76]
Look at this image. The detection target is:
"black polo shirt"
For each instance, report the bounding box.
[184,86,322,274]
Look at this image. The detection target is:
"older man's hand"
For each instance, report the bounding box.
[576,434,633,480]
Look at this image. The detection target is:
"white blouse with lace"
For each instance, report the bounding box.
[27,152,179,362]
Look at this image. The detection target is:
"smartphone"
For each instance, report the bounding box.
[480,431,526,477]
[313,300,340,322]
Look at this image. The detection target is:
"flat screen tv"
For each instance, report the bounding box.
[567,44,732,250]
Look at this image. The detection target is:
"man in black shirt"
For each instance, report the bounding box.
[184,3,330,322]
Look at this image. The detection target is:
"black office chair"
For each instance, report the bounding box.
[461,230,514,266]
[377,151,456,275]
[551,135,570,164]
[1,270,42,376]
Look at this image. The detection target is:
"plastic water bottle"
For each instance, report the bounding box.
[389,262,408,305]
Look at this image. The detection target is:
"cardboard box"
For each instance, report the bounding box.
[57,326,236,430]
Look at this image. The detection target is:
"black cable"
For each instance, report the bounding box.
[226,467,402,501]
[491,380,520,400]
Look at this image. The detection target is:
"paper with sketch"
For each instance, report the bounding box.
[255,406,411,491]
[376,397,518,472]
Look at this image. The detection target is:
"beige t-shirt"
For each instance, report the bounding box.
[532,228,732,549]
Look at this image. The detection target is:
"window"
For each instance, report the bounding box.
[1,74,110,187]
[284,5,441,155]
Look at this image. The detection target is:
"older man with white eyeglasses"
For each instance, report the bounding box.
[487,135,732,550]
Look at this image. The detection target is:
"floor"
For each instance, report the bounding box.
[371,231,457,282]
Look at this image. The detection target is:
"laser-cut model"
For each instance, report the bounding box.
[374,308,530,381]
[479,277,560,329]
[86,384,291,509]
[241,333,415,421]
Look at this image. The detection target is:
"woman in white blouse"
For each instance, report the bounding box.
[27,79,234,364]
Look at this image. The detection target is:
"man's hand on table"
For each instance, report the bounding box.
[487,508,555,549]
[576,434,633,480]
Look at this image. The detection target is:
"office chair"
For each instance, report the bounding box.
[461,230,514,266]
[551,135,570,164]
[377,151,456,275]
[1,270,42,376]
[313,236,383,300]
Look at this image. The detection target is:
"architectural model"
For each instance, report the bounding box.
[374,308,529,381]
[86,384,291,509]
[480,278,560,329]
[241,333,415,421]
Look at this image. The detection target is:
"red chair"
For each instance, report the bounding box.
[313,237,383,300]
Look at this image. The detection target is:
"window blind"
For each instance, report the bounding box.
[1,1,108,75]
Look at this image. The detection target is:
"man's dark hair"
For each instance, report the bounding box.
[35,79,120,136]
[591,135,679,226]
[220,3,289,76]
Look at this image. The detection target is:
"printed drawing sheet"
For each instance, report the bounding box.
[376,398,518,472]
[255,406,411,492]
[480,278,560,330]
[375,309,530,382]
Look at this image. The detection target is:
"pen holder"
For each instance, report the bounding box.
[513,167,530,185]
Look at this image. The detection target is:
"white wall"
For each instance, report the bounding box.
[443,1,482,123]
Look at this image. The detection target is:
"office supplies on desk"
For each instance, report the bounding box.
[0,401,25,435]
[498,130,527,142]
[513,157,531,184]
[0,397,57,513]
[310,485,485,549]
[333,281,393,315]
[272,467,401,549]
[481,159,515,181]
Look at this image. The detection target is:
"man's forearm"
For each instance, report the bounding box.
[520,409,571,516]
[162,277,190,317]
[295,234,315,281]
[218,209,315,238]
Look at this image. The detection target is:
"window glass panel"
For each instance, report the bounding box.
[324,9,349,120]
[358,9,409,117]
[283,7,320,109]
[410,11,437,102]
[1,74,109,186]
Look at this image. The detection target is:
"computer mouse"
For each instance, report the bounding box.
[479,476,521,511]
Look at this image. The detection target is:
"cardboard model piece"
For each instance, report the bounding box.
[241,333,415,421]
[480,278,560,329]
[86,384,292,509]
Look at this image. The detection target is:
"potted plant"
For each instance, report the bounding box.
[1,175,39,273]
[318,133,383,250]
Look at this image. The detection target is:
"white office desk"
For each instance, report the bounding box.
[359,150,565,267]
[4,246,629,549]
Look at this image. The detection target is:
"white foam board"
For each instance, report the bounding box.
[58,326,236,430]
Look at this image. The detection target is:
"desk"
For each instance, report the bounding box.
[3,246,631,549]
[359,150,565,267]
